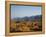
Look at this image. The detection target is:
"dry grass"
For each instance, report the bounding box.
[10,20,42,32]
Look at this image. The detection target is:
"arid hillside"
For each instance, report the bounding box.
[10,15,42,32]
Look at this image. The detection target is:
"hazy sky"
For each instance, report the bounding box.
[11,5,41,19]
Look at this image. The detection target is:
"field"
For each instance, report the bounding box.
[10,15,42,32]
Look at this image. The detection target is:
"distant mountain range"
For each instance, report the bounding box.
[12,15,42,22]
